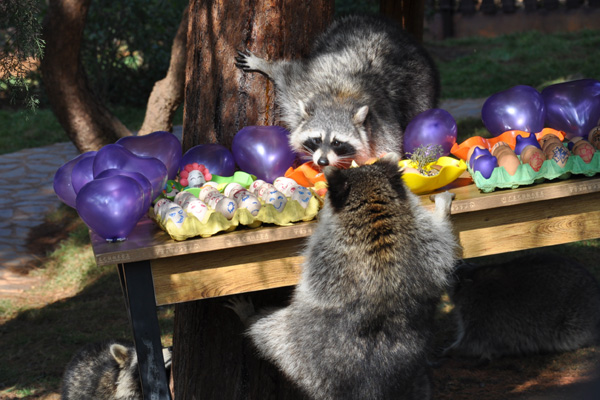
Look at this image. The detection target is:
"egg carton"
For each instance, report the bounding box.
[151,190,321,241]
[469,151,600,193]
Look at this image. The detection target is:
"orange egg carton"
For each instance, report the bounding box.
[451,128,566,161]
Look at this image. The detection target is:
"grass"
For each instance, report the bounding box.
[427,29,600,99]
[0,105,183,156]
[0,205,173,398]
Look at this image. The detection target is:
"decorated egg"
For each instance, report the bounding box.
[185,199,209,223]
[520,145,545,172]
[588,126,600,150]
[570,139,596,163]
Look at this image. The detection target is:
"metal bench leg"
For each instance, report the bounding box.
[119,261,172,400]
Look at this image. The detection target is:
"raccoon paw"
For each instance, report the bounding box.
[224,295,256,326]
[235,50,267,73]
[431,191,455,218]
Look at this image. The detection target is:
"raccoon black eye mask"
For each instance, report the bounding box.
[236,14,440,168]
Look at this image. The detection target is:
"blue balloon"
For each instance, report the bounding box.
[180,143,236,177]
[481,85,546,137]
[53,151,97,208]
[76,175,145,241]
[403,109,457,156]
[232,126,296,183]
[117,131,182,180]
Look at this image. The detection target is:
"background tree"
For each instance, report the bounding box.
[40,0,187,153]
[0,0,44,110]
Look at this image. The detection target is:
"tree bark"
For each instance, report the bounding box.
[138,5,189,136]
[41,0,131,153]
[380,0,426,42]
[173,1,334,398]
[181,0,334,151]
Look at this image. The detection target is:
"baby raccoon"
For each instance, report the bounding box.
[443,253,600,361]
[236,15,440,167]
[228,155,458,399]
[62,340,141,400]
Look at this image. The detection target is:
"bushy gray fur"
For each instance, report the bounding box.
[444,253,600,361]
[236,15,440,167]
[61,340,141,400]
[229,155,458,399]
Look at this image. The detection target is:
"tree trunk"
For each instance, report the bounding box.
[173,1,334,398]
[181,0,334,151]
[137,5,189,136]
[380,0,426,42]
[41,0,131,153]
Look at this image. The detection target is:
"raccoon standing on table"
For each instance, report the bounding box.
[236,15,440,167]
[227,155,458,400]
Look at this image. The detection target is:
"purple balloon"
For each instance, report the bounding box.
[76,175,144,241]
[482,85,546,137]
[71,156,96,194]
[541,79,600,140]
[96,169,152,213]
[232,126,296,183]
[93,144,167,201]
[403,109,457,156]
[117,131,182,180]
[180,143,236,177]
[53,151,97,208]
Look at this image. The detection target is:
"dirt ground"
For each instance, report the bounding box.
[3,216,600,399]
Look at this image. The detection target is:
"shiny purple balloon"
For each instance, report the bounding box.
[180,143,236,177]
[93,144,167,201]
[117,131,182,180]
[232,126,296,183]
[482,85,546,137]
[95,169,152,214]
[71,155,96,194]
[53,151,97,208]
[403,109,457,156]
[76,175,145,241]
[541,79,600,140]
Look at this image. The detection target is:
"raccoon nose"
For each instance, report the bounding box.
[317,157,329,167]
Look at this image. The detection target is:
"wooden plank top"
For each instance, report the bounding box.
[91,175,600,266]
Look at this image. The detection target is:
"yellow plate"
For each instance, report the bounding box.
[399,156,467,194]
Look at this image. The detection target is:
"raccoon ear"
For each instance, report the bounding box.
[353,105,369,126]
[299,100,313,120]
[110,344,130,366]
[324,166,350,211]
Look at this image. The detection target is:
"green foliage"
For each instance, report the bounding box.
[82,0,187,106]
[0,0,44,110]
[428,30,600,99]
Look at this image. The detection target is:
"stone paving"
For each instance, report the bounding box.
[0,100,483,295]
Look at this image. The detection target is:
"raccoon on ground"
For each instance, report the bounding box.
[236,15,439,167]
[227,154,458,400]
[443,252,600,361]
[61,340,141,400]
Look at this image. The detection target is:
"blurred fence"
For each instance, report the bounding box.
[426,0,600,39]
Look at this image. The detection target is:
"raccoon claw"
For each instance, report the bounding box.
[235,49,266,73]
[225,295,256,325]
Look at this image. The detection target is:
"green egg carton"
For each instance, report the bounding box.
[469,151,600,193]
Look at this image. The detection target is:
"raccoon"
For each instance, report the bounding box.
[235,15,440,167]
[61,340,141,400]
[443,253,600,361]
[227,155,458,399]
